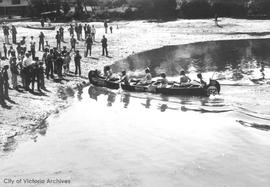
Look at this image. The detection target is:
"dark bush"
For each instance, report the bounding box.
[152,0,177,18]
[180,0,213,19]
[212,2,247,18]
[248,1,270,17]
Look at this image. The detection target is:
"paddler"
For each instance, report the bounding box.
[158,73,168,87]
[120,71,129,85]
[139,68,152,85]
[179,70,191,86]
[196,73,206,87]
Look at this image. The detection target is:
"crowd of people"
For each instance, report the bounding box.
[0,20,113,107]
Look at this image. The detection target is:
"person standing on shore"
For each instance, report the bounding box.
[0,65,5,106]
[30,36,36,60]
[53,48,59,74]
[11,25,17,44]
[55,31,61,50]
[20,37,27,54]
[85,34,93,57]
[87,24,91,37]
[16,43,22,56]
[91,25,96,42]
[2,65,10,99]
[101,35,108,56]
[61,46,68,56]
[46,49,54,79]
[38,61,45,90]
[84,24,87,39]
[30,61,40,92]
[74,50,81,76]
[110,26,113,34]
[39,32,45,51]
[78,24,83,40]
[56,55,63,78]
[59,26,64,41]
[64,52,71,74]
[104,21,108,34]
[75,24,79,40]
[3,43,7,59]
[44,41,50,51]
[9,55,19,90]
[22,53,32,90]
[3,24,10,44]
[8,46,15,58]
[42,48,48,75]
[68,24,74,36]
[70,35,77,52]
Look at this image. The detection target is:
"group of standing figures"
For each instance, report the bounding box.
[0,20,114,107]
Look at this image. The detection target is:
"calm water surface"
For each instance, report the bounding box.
[0,39,270,187]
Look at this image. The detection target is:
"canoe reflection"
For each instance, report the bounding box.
[87,85,230,113]
[121,93,130,108]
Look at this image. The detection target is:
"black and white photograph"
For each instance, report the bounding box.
[0,0,270,186]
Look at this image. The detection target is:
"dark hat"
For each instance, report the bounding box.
[161,73,166,78]
[180,70,185,75]
[197,73,202,78]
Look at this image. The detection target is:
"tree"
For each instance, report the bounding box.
[152,0,177,18]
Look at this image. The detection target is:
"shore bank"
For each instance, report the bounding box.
[1,18,270,153]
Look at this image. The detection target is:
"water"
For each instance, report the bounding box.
[1,39,270,187]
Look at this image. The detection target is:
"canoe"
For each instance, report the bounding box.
[0,17,31,23]
[26,25,56,30]
[88,70,221,97]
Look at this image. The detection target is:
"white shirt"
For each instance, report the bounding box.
[30,39,35,48]
[23,57,32,67]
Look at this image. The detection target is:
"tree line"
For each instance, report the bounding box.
[28,0,270,20]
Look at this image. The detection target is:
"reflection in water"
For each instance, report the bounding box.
[121,93,130,108]
[159,104,168,112]
[107,92,116,107]
[142,98,151,109]
[86,84,270,130]
[237,120,270,131]
[87,85,231,114]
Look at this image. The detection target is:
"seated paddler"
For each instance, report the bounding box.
[103,65,118,81]
[179,70,191,86]
[120,71,130,85]
[157,73,169,87]
[138,68,152,85]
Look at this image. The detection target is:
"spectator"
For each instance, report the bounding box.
[2,65,9,99]
[91,25,96,42]
[59,26,64,41]
[70,35,77,52]
[30,36,36,60]
[104,21,108,33]
[101,35,108,56]
[85,35,93,57]
[110,26,113,34]
[3,25,10,44]
[74,50,81,76]
[3,43,7,59]
[39,32,45,51]
[55,31,61,50]
[9,56,19,90]
[11,25,17,44]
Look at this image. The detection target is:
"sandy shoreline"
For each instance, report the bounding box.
[1,18,270,153]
